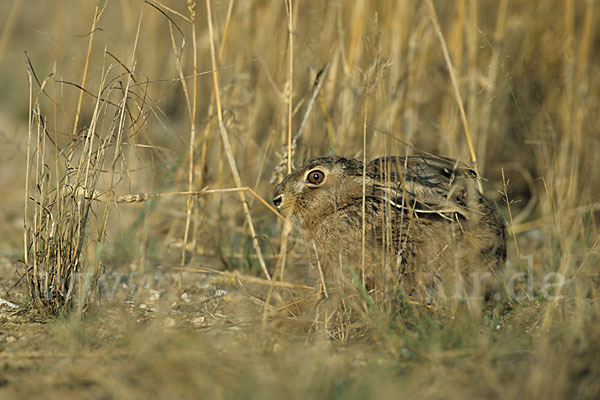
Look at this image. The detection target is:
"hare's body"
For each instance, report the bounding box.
[273,156,506,302]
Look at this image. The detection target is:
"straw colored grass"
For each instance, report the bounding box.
[0,0,598,398]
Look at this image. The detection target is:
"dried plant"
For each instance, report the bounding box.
[22,29,151,313]
[2,1,598,398]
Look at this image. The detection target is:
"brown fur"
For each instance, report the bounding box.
[273,155,506,304]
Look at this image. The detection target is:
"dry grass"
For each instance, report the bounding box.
[0,0,599,398]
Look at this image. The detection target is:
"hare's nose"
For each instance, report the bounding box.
[273,194,283,208]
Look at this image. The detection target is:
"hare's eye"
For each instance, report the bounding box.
[306,169,325,185]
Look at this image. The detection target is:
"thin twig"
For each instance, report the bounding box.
[218,0,234,63]
[312,241,328,298]
[263,217,293,325]
[182,3,199,266]
[286,0,294,174]
[426,0,483,193]
[205,0,271,280]
[501,168,520,259]
[168,266,314,291]
[264,0,296,327]
[145,0,192,23]
[293,63,330,144]
[23,52,34,271]
[361,69,368,287]
[115,186,284,220]
[71,1,104,141]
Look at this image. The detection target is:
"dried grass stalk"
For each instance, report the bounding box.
[23,34,145,314]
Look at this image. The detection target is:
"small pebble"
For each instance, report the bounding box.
[149,290,161,302]
[0,298,19,309]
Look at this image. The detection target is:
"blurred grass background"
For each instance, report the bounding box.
[0,0,599,398]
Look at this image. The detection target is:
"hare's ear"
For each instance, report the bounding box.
[368,156,473,220]
[367,156,406,178]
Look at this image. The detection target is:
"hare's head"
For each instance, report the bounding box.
[272,157,365,227]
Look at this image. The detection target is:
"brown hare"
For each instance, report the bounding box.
[272,155,506,305]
